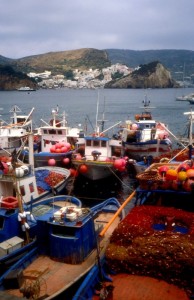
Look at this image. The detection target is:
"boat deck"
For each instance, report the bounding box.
[93,273,189,300]
[5,212,120,299]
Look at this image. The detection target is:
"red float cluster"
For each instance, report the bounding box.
[137,162,194,192]
[157,162,194,192]
[113,158,127,172]
[50,142,71,153]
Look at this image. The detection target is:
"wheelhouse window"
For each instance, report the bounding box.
[20,185,25,196]
[93,140,100,147]
[29,183,34,193]
[101,140,107,147]
[48,129,56,134]
[86,140,92,146]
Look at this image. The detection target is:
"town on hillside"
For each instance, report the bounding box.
[27,64,134,89]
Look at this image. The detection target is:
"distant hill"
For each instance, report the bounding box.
[105,49,194,79]
[1,48,194,80]
[0,48,111,75]
[104,61,177,89]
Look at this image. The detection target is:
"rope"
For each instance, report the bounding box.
[108,165,134,192]
[99,190,136,237]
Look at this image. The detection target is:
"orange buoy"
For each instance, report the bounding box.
[79,164,88,174]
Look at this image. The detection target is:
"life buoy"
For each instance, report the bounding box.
[15,165,29,177]
[0,197,18,209]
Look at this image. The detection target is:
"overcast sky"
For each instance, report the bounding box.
[0,0,194,59]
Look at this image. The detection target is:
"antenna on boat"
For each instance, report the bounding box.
[98,98,108,132]
[86,114,94,132]
[95,91,100,135]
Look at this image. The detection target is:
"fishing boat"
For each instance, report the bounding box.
[176,95,190,101]
[121,96,172,161]
[0,197,123,300]
[188,98,194,105]
[176,92,194,101]
[73,254,189,300]
[0,135,71,205]
[127,110,194,176]
[73,120,194,300]
[0,163,70,205]
[74,159,194,299]
[71,100,125,181]
[0,194,81,293]
[0,105,34,156]
[103,157,194,299]
[21,105,83,167]
[17,87,36,92]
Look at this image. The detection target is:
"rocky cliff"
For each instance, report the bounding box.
[105,61,177,88]
[0,66,36,91]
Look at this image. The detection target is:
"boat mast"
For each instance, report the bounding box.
[184,110,194,158]
[51,105,59,127]
[98,98,108,132]
[10,105,22,124]
[95,91,100,136]
[22,107,35,131]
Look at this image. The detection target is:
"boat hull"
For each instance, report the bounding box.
[124,140,171,160]
[72,160,115,180]
[0,198,122,299]
[21,150,73,167]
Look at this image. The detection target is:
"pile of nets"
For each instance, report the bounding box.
[35,170,64,194]
[106,205,194,297]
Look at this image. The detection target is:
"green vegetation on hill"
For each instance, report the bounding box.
[105,49,194,78]
[132,61,160,77]
[0,65,36,90]
[1,48,111,75]
[0,65,28,79]
[0,48,194,89]
[1,48,194,84]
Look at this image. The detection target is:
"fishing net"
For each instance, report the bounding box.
[106,205,194,297]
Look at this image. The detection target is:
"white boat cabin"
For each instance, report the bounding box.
[0,106,34,152]
[76,136,122,161]
[38,126,82,152]
[121,119,169,143]
[0,164,39,204]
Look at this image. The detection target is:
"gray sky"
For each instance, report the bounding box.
[1,0,194,59]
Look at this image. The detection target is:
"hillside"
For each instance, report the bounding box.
[105,61,176,89]
[0,48,111,75]
[1,49,194,80]
[0,65,36,91]
[105,49,194,79]
[1,48,194,90]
